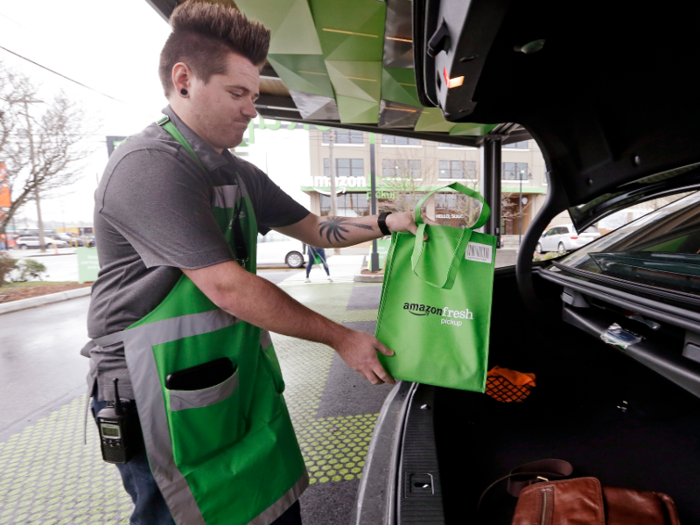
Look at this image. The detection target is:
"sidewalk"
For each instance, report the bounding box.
[280,254,364,285]
[4,247,77,259]
[0,254,369,315]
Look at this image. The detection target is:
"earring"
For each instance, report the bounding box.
[180,88,188,96]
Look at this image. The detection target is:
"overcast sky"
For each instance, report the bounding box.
[0,0,175,226]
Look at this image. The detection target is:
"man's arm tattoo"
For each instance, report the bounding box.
[319,216,375,244]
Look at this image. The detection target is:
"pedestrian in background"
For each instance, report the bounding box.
[305,245,332,283]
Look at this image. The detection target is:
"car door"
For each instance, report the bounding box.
[540,228,554,251]
[544,228,560,251]
[556,226,570,250]
[550,226,566,250]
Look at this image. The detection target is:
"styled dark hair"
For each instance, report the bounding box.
[159,0,270,97]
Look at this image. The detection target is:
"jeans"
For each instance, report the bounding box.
[91,397,302,525]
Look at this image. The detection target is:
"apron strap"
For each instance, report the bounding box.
[158,114,250,264]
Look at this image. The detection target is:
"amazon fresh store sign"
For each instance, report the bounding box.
[238,117,400,193]
[300,175,416,195]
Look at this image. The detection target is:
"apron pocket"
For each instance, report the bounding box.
[167,369,245,468]
[169,370,239,411]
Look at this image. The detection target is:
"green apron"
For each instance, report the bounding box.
[93,118,307,525]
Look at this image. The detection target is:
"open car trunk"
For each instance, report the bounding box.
[431,268,700,524]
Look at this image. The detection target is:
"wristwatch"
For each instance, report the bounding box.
[377,211,392,236]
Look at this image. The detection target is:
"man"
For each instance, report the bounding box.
[85,2,420,524]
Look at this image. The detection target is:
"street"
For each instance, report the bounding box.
[0,258,391,524]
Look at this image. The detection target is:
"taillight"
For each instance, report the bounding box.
[570,236,578,240]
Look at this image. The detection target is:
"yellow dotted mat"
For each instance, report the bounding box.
[0,283,381,523]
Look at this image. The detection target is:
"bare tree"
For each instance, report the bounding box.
[501,192,532,222]
[0,61,91,248]
[377,149,429,214]
[447,164,482,227]
[377,154,488,229]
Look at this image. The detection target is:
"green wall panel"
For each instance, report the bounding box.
[236,0,322,55]
[381,68,420,107]
[450,123,499,136]
[325,60,382,102]
[335,95,379,123]
[414,108,455,132]
[234,0,506,141]
[268,54,334,98]
[309,0,386,61]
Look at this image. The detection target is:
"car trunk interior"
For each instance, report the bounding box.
[434,267,700,524]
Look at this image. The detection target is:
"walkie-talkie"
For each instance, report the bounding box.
[96,378,134,464]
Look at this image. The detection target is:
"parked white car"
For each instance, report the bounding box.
[536,225,601,253]
[256,232,306,268]
[15,236,69,249]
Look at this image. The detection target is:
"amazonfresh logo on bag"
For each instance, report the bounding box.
[441,306,474,327]
[403,302,474,327]
[403,302,443,316]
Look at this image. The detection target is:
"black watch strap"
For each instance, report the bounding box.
[377,211,392,236]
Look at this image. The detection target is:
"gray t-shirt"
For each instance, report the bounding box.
[87,106,309,401]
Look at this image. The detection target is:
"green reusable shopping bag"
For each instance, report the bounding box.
[375,183,497,392]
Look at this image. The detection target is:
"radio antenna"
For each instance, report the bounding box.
[113,378,123,416]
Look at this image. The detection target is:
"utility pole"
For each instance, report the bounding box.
[328,130,337,217]
[518,169,524,245]
[483,138,502,247]
[369,133,379,272]
[328,130,340,255]
[16,99,46,251]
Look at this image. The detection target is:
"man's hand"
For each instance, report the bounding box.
[385,210,419,235]
[331,329,396,385]
[385,210,437,239]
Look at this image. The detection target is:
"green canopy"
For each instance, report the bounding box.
[146,0,528,146]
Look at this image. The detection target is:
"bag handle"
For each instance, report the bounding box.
[410,183,491,289]
[476,459,573,518]
[410,223,471,289]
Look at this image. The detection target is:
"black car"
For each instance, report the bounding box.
[142,0,700,522]
[352,1,700,524]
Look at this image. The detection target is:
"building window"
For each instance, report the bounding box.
[382,159,421,178]
[434,192,482,227]
[322,130,364,144]
[501,162,529,180]
[434,193,460,211]
[324,158,364,177]
[319,193,370,217]
[377,191,426,214]
[503,140,529,149]
[438,160,477,179]
[438,142,467,148]
[381,135,421,145]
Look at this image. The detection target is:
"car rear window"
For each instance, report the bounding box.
[557,191,700,294]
